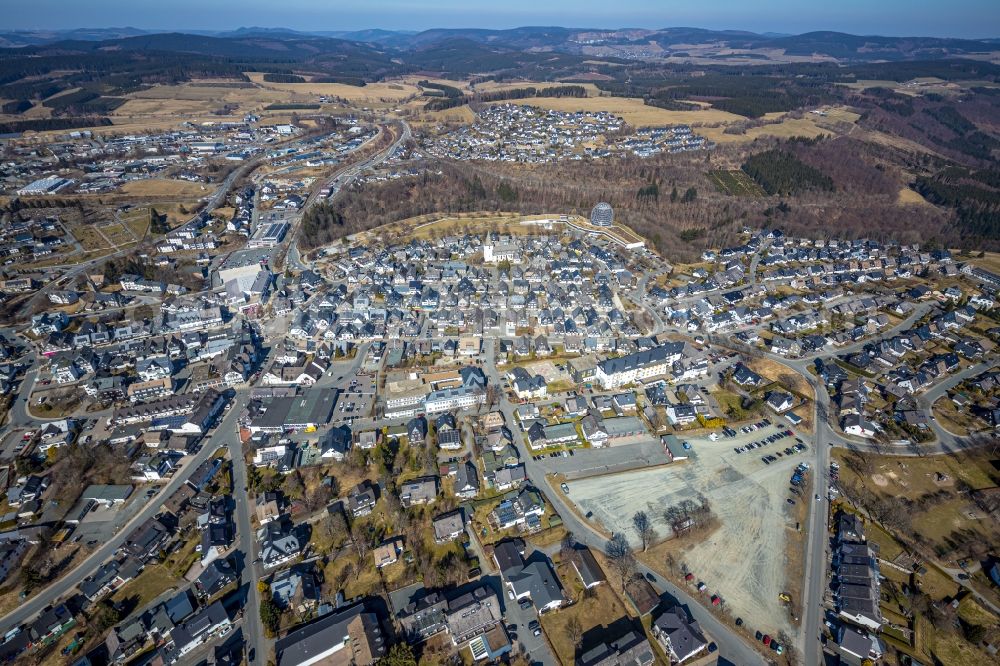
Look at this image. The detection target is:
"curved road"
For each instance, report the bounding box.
[285,121,411,273]
[480,339,766,666]
[0,393,248,633]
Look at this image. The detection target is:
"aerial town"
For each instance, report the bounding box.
[420,104,710,162]
[0,11,998,666]
[0,155,997,665]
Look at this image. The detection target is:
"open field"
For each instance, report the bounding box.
[966,251,1000,275]
[509,96,745,127]
[833,448,1000,564]
[855,127,950,158]
[117,81,295,117]
[247,73,421,101]
[839,79,924,94]
[118,179,211,198]
[109,565,180,609]
[70,224,110,252]
[565,425,808,638]
[746,357,814,400]
[474,80,604,96]
[119,207,152,238]
[408,105,478,125]
[815,106,862,124]
[373,211,566,242]
[399,76,473,92]
[707,169,766,197]
[699,117,831,144]
[540,580,632,666]
[100,222,136,246]
[898,187,932,206]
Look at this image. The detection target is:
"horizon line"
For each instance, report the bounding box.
[3,25,999,41]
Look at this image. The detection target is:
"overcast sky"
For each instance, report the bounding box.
[6,0,999,39]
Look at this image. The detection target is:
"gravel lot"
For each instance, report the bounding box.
[566,425,806,637]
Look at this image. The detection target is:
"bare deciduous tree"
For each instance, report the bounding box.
[632,511,655,552]
[560,533,579,566]
[606,533,636,592]
[566,616,583,650]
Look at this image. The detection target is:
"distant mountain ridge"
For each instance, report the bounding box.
[0,25,997,62]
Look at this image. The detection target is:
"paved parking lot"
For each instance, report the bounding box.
[536,439,670,479]
[333,392,374,421]
[72,491,153,543]
[564,424,807,638]
[515,360,571,384]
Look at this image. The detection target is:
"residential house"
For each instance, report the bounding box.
[454,461,481,499]
[571,546,606,590]
[257,519,302,569]
[651,605,708,664]
[492,540,563,612]
[400,476,438,508]
[349,481,378,518]
[373,538,403,569]
[577,629,655,666]
[433,510,465,543]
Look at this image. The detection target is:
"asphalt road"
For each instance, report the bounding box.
[0,392,246,634]
[225,392,268,664]
[285,121,411,273]
[480,339,765,666]
[744,307,996,666]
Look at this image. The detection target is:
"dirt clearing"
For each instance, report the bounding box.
[118,179,211,198]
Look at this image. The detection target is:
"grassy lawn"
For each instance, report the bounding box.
[383,212,551,242]
[916,565,960,602]
[968,570,1000,611]
[931,397,984,437]
[118,179,210,198]
[712,389,744,420]
[746,357,814,400]
[529,523,568,549]
[957,596,997,628]
[324,552,383,599]
[833,447,1000,563]
[928,630,997,666]
[164,532,202,578]
[783,482,811,627]
[540,583,631,666]
[110,565,180,608]
[70,224,109,251]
